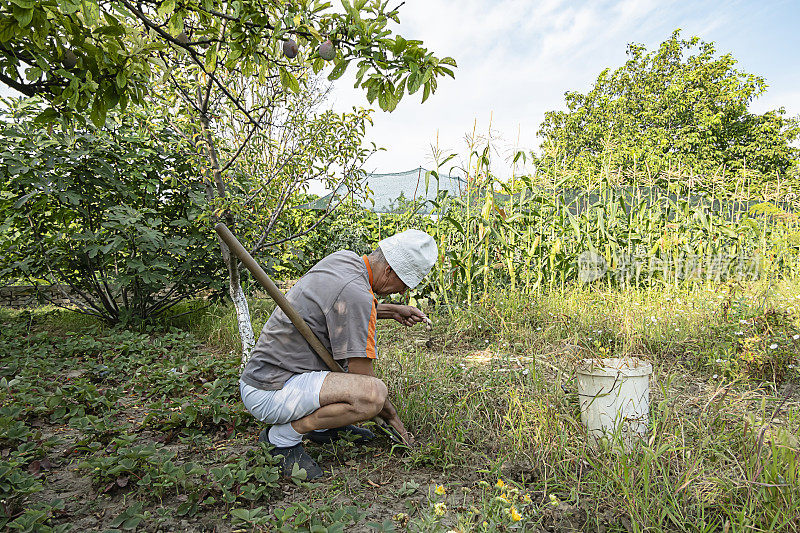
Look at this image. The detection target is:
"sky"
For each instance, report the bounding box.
[322,0,800,182]
[2,0,797,185]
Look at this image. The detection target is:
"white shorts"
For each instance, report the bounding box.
[239,371,329,425]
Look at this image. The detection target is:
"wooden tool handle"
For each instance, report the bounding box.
[214,223,343,373]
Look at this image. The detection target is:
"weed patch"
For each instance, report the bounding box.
[1,283,799,530]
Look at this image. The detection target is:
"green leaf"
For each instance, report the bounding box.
[157,0,176,17]
[383,86,398,111]
[95,24,126,36]
[168,11,183,34]
[115,70,127,89]
[122,516,142,530]
[420,65,433,86]
[444,215,465,235]
[327,59,349,81]
[392,36,406,55]
[81,0,100,24]
[60,0,80,14]
[365,79,379,103]
[90,95,107,127]
[378,85,388,110]
[12,5,34,27]
[290,461,307,481]
[340,0,355,17]
[421,82,431,103]
[279,67,300,94]
[205,45,217,71]
[231,508,252,520]
[25,66,42,81]
[355,61,370,83]
[407,69,421,94]
[33,107,59,124]
[0,22,17,42]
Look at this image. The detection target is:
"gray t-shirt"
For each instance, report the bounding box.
[240,251,378,390]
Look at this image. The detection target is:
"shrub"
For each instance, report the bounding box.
[0,98,223,324]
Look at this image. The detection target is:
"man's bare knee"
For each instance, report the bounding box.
[355,378,387,418]
[319,373,387,415]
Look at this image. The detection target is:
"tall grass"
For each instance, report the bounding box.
[374,280,800,531]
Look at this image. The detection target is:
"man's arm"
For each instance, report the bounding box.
[348,357,412,444]
[376,303,427,326]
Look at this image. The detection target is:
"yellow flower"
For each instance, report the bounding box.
[522,493,532,504]
[549,494,560,506]
[435,485,446,495]
[482,521,489,529]
[434,502,447,516]
[509,506,522,522]
[393,513,409,525]
[496,478,505,489]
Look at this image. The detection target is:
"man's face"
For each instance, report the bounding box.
[374,266,409,296]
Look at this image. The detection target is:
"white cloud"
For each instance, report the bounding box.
[322,0,799,184]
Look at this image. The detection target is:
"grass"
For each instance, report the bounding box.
[1,278,799,531]
[387,279,800,531]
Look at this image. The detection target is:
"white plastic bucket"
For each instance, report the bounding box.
[576,357,652,451]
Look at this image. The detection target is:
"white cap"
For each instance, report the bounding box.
[378,229,438,289]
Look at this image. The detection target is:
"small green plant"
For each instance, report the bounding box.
[175,445,281,517]
[142,377,254,438]
[4,500,71,533]
[0,459,43,525]
[108,501,145,531]
[407,478,538,532]
[77,437,203,497]
[44,379,120,422]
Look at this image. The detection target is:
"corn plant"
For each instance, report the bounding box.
[417,145,799,306]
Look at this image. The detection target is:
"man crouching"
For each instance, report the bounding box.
[239,229,437,479]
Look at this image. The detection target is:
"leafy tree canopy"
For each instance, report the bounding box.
[0,0,456,125]
[0,97,222,323]
[537,30,799,177]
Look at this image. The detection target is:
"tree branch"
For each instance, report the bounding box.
[219,106,272,175]
[258,191,348,251]
[0,70,37,97]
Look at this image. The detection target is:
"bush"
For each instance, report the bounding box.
[0,98,223,324]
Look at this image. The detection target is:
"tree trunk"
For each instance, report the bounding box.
[225,248,256,365]
[199,115,256,363]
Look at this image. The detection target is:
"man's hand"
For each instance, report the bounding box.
[377,303,428,327]
[347,357,414,445]
[380,398,414,445]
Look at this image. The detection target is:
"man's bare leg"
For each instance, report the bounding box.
[290,372,386,434]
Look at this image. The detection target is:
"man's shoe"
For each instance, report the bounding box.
[258,426,270,443]
[269,443,324,480]
[305,425,375,445]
